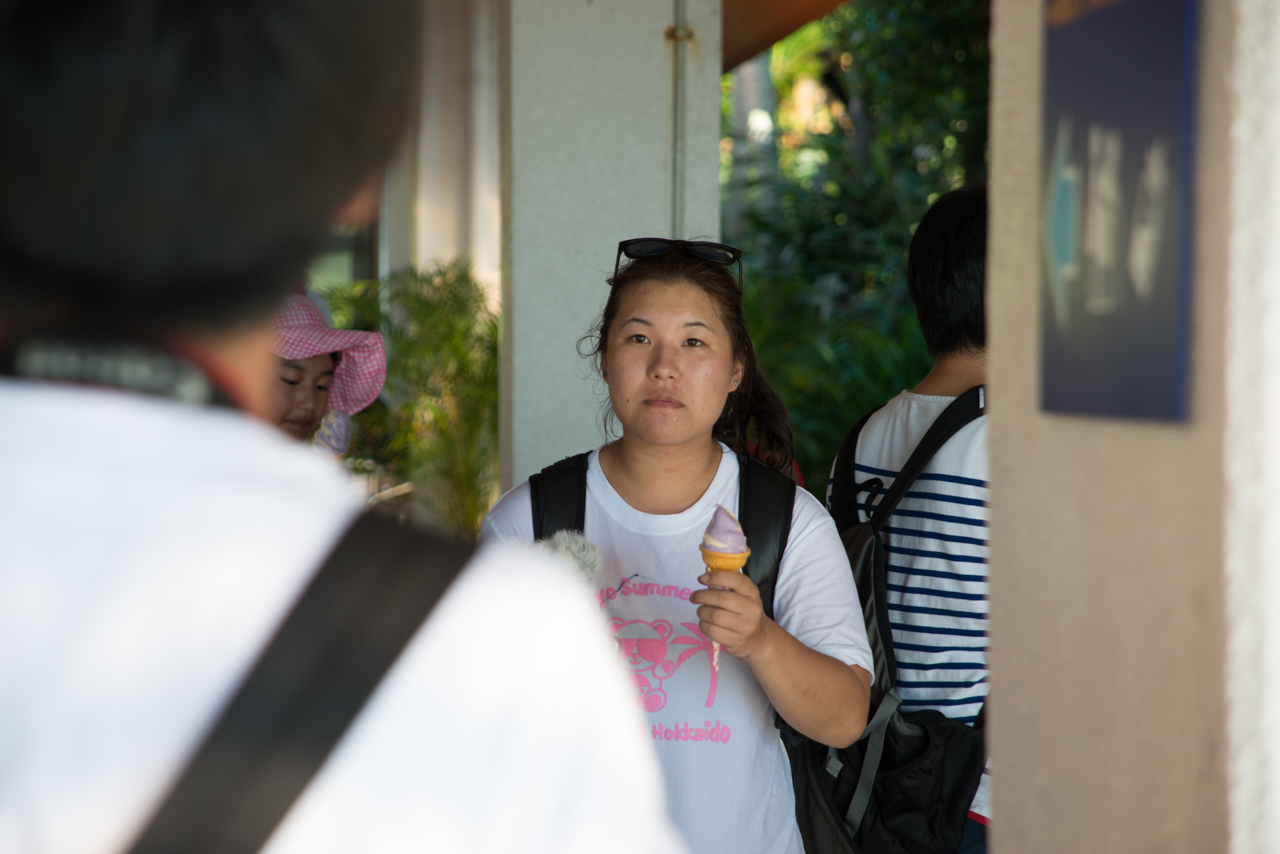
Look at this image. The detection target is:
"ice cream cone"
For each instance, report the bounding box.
[699,547,749,672]
[699,546,750,572]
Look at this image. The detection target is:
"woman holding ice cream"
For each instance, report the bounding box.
[480,239,872,854]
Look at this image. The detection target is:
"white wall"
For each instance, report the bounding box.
[498,0,722,488]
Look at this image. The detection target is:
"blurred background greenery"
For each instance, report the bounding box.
[316,0,990,533]
[725,0,989,493]
[317,262,498,539]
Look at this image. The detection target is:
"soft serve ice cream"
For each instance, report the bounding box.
[700,504,750,669]
[702,504,749,555]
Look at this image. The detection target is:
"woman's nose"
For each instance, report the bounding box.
[649,344,678,379]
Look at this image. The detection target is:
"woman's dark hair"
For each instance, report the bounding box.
[580,248,795,474]
[0,0,418,329]
[906,186,987,357]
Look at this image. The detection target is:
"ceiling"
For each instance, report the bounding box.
[721,0,847,72]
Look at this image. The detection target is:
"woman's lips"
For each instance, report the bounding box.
[644,394,681,409]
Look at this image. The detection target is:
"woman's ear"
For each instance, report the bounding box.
[600,352,609,381]
[731,359,744,390]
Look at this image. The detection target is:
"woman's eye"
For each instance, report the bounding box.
[280,377,299,386]
[317,383,331,392]
[629,334,649,344]
[684,338,705,347]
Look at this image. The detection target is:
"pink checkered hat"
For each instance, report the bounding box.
[272,294,386,415]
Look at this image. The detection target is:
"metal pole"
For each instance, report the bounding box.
[669,0,689,239]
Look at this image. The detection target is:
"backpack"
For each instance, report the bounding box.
[794,385,987,854]
[125,511,474,854]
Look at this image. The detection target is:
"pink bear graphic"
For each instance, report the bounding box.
[609,618,720,711]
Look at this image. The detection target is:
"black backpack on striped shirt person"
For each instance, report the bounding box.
[779,385,987,854]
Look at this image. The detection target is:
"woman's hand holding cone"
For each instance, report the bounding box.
[691,570,773,662]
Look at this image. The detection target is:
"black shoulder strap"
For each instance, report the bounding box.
[528,453,590,540]
[868,385,986,529]
[829,405,883,531]
[839,387,988,836]
[126,512,474,854]
[737,454,796,622]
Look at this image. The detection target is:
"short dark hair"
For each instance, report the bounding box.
[906,186,987,357]
[0,0,418,329]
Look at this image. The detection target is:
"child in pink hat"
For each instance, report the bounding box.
[268,293,386,452]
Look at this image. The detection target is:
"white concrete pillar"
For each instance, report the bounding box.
[498,0,722,488]
[415,0,474,270]
[379,132,415,277]
[380,0,502,303]
[1224,2,1280,850]
[468,0,503,298]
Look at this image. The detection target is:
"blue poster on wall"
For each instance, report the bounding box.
[1040,0,1198,419]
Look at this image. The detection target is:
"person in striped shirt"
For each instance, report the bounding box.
[828,186,991,853]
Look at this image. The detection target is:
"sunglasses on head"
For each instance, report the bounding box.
[613,237,744,291]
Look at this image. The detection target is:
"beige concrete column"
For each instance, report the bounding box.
[987,0,1232,850]
[497,0,722,489]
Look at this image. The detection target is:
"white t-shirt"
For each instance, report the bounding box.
[481,444,875,854]
[0,379,688,854]
[827,390,991,822]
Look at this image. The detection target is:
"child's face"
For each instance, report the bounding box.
[269,353,335,439]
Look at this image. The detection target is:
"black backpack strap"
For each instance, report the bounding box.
[125,512,474,854]
[867,385,986,531]
[975,698,988,763]
[860,385,985,680]
[528,453,590,540]
[841,386,987,835]
[828,405,883,530]
[844,685,903,835]
[736,454,796,622]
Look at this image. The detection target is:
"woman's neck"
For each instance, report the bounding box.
[597,434,724,515]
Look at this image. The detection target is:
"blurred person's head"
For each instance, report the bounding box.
[270,293,383,440]
[906,186,988,357]
[0,0,418,336]
[582,245,795,474]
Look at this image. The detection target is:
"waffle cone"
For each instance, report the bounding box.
[700,546,750,572]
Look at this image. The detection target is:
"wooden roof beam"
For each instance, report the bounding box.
[722,0,847,72]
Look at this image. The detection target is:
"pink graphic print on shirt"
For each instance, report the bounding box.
[609,618,720,711]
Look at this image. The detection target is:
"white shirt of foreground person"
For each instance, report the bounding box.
[0,379,689,854]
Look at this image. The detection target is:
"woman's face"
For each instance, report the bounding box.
[602,279,743,449]
[269,353,335,439]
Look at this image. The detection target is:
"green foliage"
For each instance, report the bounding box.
[744,280,931,486]
[323,262,499,540]
[727,0,989,492]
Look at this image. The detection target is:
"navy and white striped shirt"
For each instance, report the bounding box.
[828,390,991,819]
